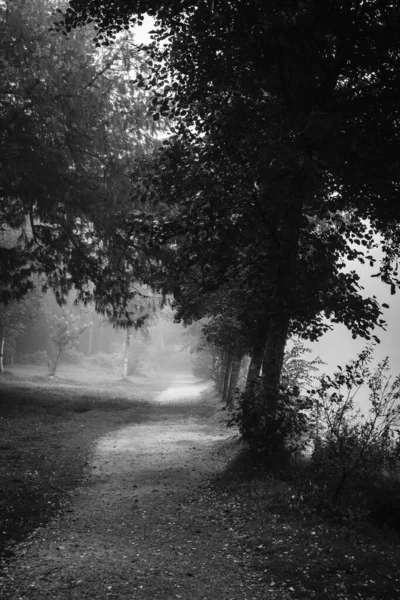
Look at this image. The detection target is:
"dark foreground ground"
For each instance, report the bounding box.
[0,364,399,599]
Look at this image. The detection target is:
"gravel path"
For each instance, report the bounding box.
[1,373,291,600]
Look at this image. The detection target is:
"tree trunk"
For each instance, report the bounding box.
[217,350,227,392]
[87,323,93,356]
[48,347,63,377]
[260,192,305,419]
[226,351,244,409]
[261,313,290,415]
[244,343,264,396]
[0,332,4,373]
[97,322,104,354]
[123,326,131,378]
[211,348,219,384]
[222,351,233,405]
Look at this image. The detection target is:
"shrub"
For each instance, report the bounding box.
[17,351,49,366]
[190,349,214,379]
[85,352,122,372]
[306,346,400,510]
[62,346,84,365]
[229,378,313,459]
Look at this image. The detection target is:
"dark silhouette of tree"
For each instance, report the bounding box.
[28,1,400,449]
[0,0,165,322]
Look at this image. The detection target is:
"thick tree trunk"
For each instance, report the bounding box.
[258,190,305,444]
[222,351,233,405]
[123,326,131,378]
[244,343,264,396]
[226,351,244,408]
[261,313,290,414]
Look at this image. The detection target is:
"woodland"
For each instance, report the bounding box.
[2,0,400,556]
[2,2,400,597]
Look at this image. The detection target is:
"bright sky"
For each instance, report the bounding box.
[307,247,400,378]
[132,15,154,45]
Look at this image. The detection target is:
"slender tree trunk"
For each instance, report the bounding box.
[87,323,93,356]
[0,332,4,373]
[0,313,5,373]
[217,349,227,392]
[211,348,219,384]
[226,351,244,409]
[123,326,131,378]
[160,330,164,350]
[97,322,104,353]
[222,351,233,405]
[49,347,63,377]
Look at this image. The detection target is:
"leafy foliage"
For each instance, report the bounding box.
[230,341,321,456]
[308,346,400,505]
[0,0,165,317]
[11,1,400,449]
[48,308,90,376]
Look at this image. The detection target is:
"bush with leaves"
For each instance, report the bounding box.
[17,351,49,366]
[229,340,321,457]
[308,346,400,508]
[230,380,313,460]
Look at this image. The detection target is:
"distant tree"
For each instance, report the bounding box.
[0,285,45,372]
[48,308,90,376]
[115,285,165,378]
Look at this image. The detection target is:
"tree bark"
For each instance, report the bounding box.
[226,351,244,408]
[222,351,233,405]
[0,332,4,373]
[261,312,291,415]
[260,191,305,420]
[217,349,227,392]
[244,342,264,396]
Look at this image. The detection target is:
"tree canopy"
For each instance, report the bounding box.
[0,0,166,321]
[5,0,400,449]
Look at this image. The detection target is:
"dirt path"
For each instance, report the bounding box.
[1,373,289,600]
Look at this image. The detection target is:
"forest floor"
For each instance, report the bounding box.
[1,364,400,599]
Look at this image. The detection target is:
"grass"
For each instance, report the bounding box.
[211,446,400,600]
[0,365,151,569]
[2,364,400,599]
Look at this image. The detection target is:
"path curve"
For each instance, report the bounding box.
[1,373,289,600]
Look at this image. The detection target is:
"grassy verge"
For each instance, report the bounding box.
[0,368,151,569]
[210,446,400,600]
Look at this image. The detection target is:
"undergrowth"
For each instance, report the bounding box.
[213,446,400,599]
